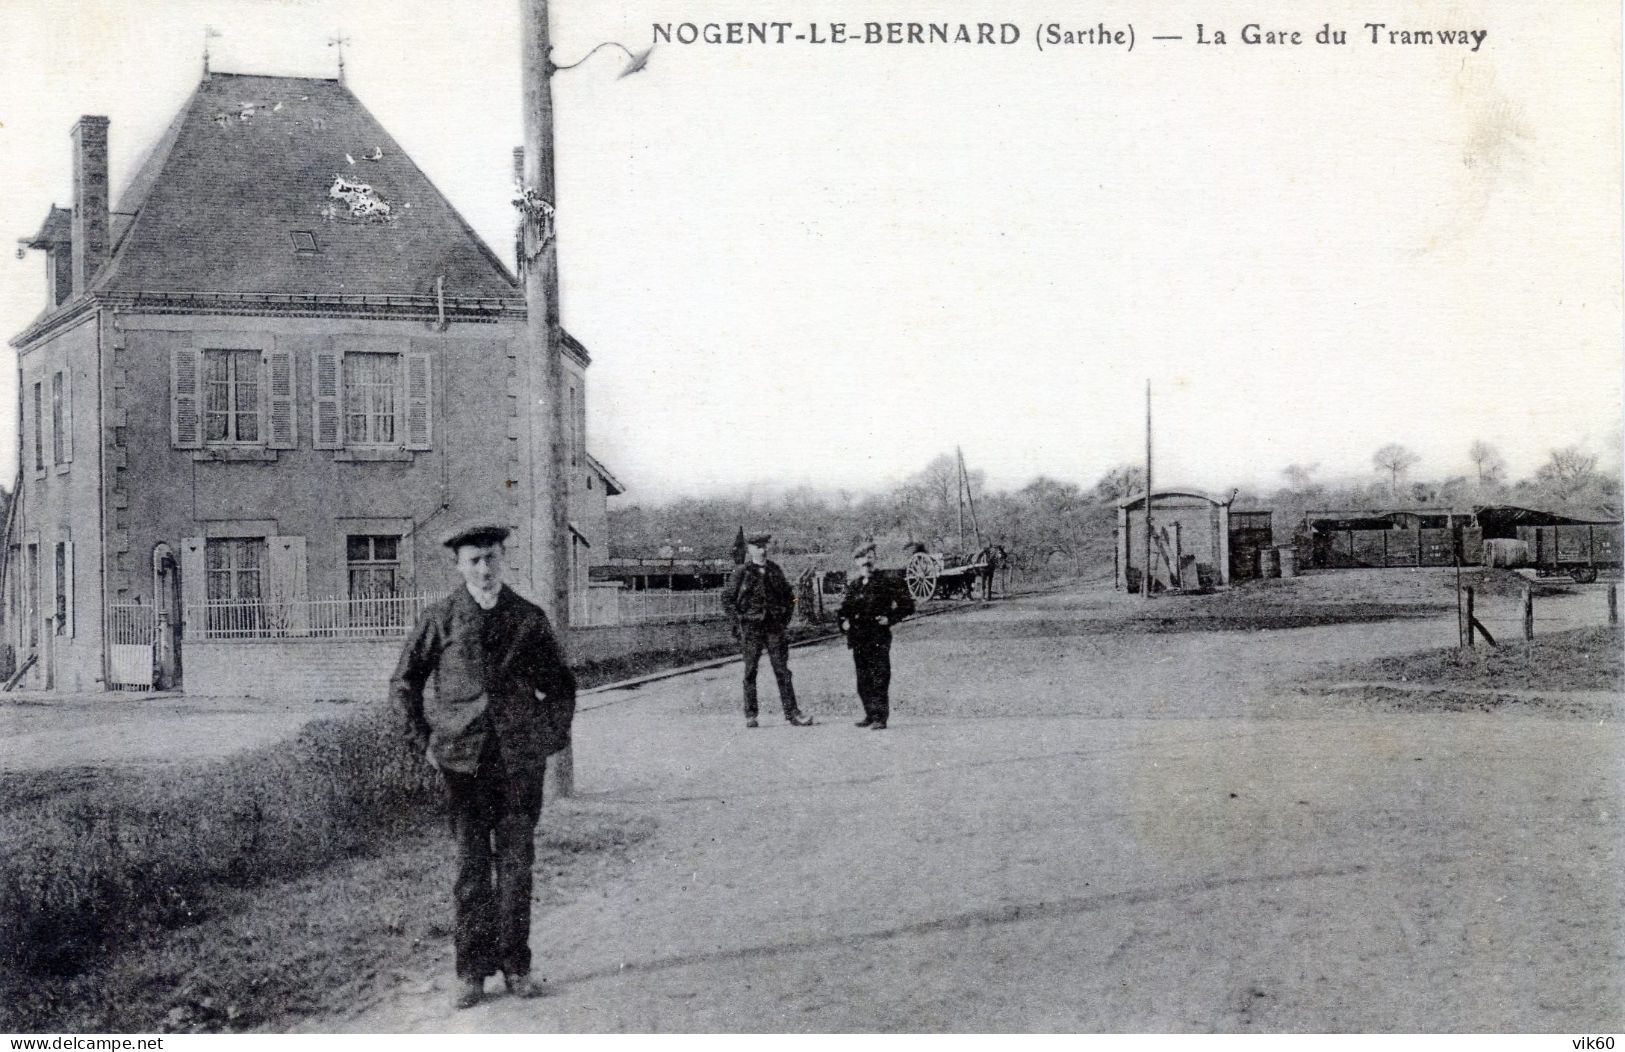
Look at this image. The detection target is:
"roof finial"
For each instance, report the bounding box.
[327,31,351,83]
[203,26,221,77]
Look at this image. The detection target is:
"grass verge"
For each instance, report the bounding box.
[0,801,653,1033]
[1323,624,1622,694]
[0,700,654,1033]
[1306,625,1623,720]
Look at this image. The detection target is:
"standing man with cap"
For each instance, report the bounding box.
[390,521,577,1010]
[838,542,915,729]
[725,532,814,728]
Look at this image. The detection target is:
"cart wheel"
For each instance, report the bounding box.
[905,552,939,602]
[1570,566,1599,584]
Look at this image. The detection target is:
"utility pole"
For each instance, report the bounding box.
[520,0,573,796]
[958,446,984,549]
[1143,379,1152,599]
[955,448,966,552]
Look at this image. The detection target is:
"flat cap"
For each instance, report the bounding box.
[442,521,511,549]
[852,541,877,560]
[746,532,772,546]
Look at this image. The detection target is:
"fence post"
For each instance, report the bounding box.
[1610,583,1618,626]
[1522,584,1534,641]
[1465,587,1476,648]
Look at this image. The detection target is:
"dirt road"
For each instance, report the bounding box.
[328,579,1622,1032]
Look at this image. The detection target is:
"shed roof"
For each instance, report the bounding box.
[1473,503,1621,527]
[1117,488,1234,510]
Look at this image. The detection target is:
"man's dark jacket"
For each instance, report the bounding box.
[391,585,577,774]
[724,561,796,631]
[837,572,916,647]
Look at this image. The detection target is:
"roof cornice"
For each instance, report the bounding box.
[11,290,530,348]
[9,296,98,350]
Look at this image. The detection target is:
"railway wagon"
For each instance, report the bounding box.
[1513,524,1624,583]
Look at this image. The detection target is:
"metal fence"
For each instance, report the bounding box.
[572,588,727,628]
[183,593,431,640]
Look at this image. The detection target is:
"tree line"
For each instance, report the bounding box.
[610,440,1621,575]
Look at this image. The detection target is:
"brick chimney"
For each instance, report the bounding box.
[70,115,110,295]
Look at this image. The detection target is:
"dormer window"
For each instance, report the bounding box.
[290,230,319,254]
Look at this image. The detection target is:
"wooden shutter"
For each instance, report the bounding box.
[404,352,432,450]
[266,535,309,635]
[60,369,73,463]
[266,348,297,449]
[49,542,61,634]
[313,349,343,449]
[62,540,73,638]
[171,347,202,449]
[179,537,205,640]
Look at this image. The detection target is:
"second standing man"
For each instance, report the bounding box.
[725,532,815,728]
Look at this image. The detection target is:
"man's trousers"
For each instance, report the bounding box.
[441,742,545,981]
[740,624,798,719]
[852,641,893,724]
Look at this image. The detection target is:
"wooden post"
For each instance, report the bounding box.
[1609,583,1618,626]
[521,0,573,797]
[1142,380,1152,599]
[1522,584,1534,641]
[1465,587,1476,648]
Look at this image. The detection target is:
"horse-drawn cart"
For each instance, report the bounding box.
[897,546,1006,601]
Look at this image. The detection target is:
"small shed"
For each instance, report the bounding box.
[1116,489,1238,593]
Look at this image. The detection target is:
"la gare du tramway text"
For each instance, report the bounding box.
[652,21,1489,52]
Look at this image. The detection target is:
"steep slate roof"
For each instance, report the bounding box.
[23,206,72,248]
[96,72,518,300]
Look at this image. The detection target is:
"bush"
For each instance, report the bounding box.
[0,702,438,979]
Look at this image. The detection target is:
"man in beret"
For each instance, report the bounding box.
[838,542,915,729]
[390,522,577,1009]
[724,532,814,728]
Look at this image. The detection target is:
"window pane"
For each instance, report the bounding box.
[374,536,398,561]
[347,535,370,561]
[344,353,399,444]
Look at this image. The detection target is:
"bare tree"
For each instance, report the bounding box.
[1535,445,1600,503]
[1091,464,1145,504]
[1281,462,1321,493]
[1467,440,1506,486]
[1372,443,1420,497]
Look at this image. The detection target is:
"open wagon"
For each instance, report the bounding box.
[887,545,1007,602]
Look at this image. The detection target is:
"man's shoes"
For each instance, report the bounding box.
[505,972,545,999]
[787,713,815,726]
[868,721,888,730]
[855,718,876,727]
[453,977,484,1010]
[745,717,759,728]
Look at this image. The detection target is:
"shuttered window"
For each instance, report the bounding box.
[31,383,43,472]
[175,339,288,451]
[205,537,267,637]
[25,544,38,649]
[317,348,433,452]
[50,373,64,464]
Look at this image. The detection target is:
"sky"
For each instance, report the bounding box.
[0,0,1619,504]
